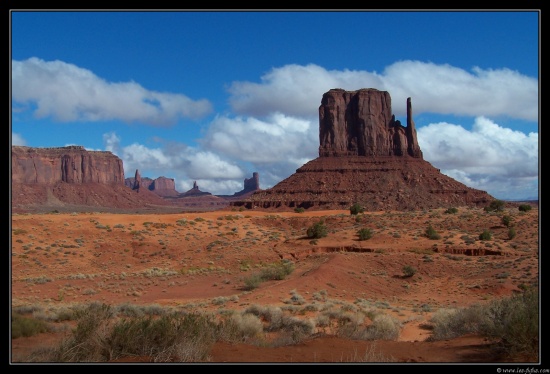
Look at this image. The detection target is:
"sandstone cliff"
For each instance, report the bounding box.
[319,88,422,158]
[12,145,124,184]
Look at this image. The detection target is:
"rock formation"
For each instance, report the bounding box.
[230,88,494,211]
[219,172,261,199]
[11,146,175,212]
[12,145,124,184]
[179,181,212,197]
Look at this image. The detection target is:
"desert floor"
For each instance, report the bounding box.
[10,205,540,365]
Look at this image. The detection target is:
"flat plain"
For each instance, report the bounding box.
[10,204,539,364]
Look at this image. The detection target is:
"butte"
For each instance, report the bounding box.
[230,88,494,211]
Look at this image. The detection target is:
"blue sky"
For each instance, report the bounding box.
[10,10,539,200]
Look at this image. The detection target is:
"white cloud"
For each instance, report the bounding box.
[12,57,213,125]
[202,113,317,164]
[418,117,539,199]
[185,152,244,179]
[11,133,26,146]
[101,132,246,194]
[227,61,538,121]
[228,64,383,118]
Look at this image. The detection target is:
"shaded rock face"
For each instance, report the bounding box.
[230,88,494,211]
[319,88,422,158]
[133,169,142,191]
[12,146,124,184]
[244,172,260,192]
[150,176,179,197]
[227,172,260,198]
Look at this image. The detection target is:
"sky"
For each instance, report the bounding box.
[10,10,540,201]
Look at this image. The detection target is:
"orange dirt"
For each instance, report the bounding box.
[10,206,540,364]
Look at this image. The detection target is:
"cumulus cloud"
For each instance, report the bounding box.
[11,133,26,146]
[227,61,538,121]
[102,132,246,195]
[201,113,317,164]
[228,64,383,118]
[418,117,539,199]
[12,57,213,125]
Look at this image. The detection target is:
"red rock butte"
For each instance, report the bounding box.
[230,88,494,211]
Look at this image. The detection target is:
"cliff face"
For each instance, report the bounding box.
[319,88,422,158]
[230,88,493,211]
[12,146,124,185]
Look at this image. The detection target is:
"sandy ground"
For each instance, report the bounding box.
[10,206,540,364]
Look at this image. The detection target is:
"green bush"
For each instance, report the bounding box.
[11,313,49,339]
[307,221,328,239]
[242,260,295,290]
[507,227,517,240]
[518,204,532,212]
[294,207,305,213]
[484,199,506,212]
[501,215,513,227]
[357,228,373,241]
[350,203,364,215]
[479,229,492,241]
[444,207,458,214]
[402,265,417,278]
[425,225,441,240]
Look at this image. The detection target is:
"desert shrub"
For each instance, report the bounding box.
[357,228,373,241]
[306,220,328,239]
[429,288,538,359]
[225,312,264,341]
[425,225,441,240]
[428,306,485,340]
[444,207,458,214]
[294,207,305,213]
[507,227,517,240]
[484,199,505,212]
[402,265,417,278]
[47,304,218,362]
[501,215,513,227]
[518,204,532,212]
[242,260,295,290]
[479,229,492,241]
[362,314,402,340]
[11,312,49,339]
[242,274,262,290]
[350,203,364,215]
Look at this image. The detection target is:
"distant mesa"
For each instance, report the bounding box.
[126,170,179,197]
[179,181,212,198]
[230,88,494,211]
